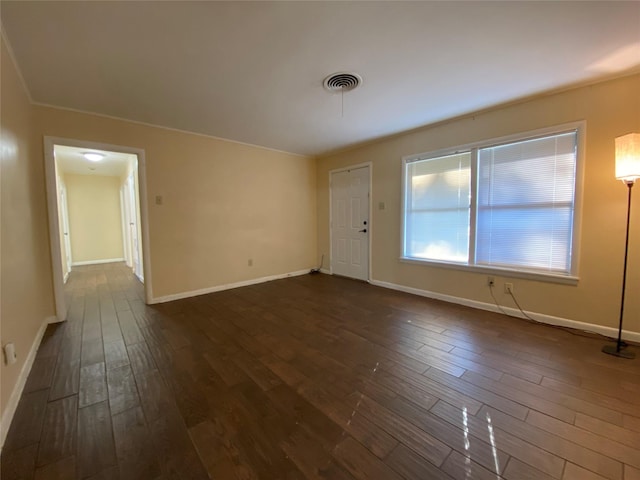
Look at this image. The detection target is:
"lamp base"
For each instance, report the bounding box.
[602,344,636,359]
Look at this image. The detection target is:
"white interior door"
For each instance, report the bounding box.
[121,187,132,267]
[126,173,143,281]
[331,165,370,281]
[60,186,72,275]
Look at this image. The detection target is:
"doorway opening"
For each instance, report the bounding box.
[44,137,153,320]
[330,164,371,281]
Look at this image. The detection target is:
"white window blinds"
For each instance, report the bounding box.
[475,131,577,273]
[404,152,471,262]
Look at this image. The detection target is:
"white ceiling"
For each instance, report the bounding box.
[55,145,135,178]
[2,1,639,156]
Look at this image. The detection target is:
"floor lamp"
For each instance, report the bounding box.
[602,132,640,359]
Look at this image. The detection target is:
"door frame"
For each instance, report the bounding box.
[59,184,72,281]
[329,162,372,281]
[120,186,132,268]
[44,136,154,321]
[125,172,143,282]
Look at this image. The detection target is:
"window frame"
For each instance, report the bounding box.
[400,121,585,285]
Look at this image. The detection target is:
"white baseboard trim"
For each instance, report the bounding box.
[150,269,310,304]
[1,318,49,449]
[71,258,125,266]
[369,278,640,343]
[320,268,331,275]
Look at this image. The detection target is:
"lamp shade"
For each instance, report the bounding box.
[615,133,640,182]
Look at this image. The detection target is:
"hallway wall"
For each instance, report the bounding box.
[0,37,56,438]
[65,174,124,263]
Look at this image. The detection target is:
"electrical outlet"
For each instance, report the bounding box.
[487,276,495,287]
[504,282,514,294]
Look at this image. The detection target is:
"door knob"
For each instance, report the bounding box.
[359,229,367,233]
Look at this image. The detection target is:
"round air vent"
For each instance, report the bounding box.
[323,72,362,92]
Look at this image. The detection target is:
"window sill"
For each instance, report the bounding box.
[399,257,579,286]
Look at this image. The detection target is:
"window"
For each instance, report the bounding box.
[402,126,580,278]
[404,152,471,262]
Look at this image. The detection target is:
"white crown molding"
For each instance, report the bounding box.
[0,22,34,103]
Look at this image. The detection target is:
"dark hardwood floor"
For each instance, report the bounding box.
[2,262,640,479]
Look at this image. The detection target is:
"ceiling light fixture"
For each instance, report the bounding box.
[83,152,104,162]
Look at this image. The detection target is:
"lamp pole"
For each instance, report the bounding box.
[602,131,640,359]
[602,181,635,359]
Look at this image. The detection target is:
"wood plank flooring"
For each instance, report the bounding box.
[2,262,639,479]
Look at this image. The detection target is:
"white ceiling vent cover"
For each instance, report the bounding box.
[323,72,362,92]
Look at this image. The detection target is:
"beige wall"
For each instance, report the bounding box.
[36,107,317,299]
[317,74,640,334]
[0,38,56,424]
[65,174,125,263]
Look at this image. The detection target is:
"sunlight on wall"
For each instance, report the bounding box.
[0,131,17,167]
[588,42,640,73]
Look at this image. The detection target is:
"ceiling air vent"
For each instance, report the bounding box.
[323,72,362,92]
